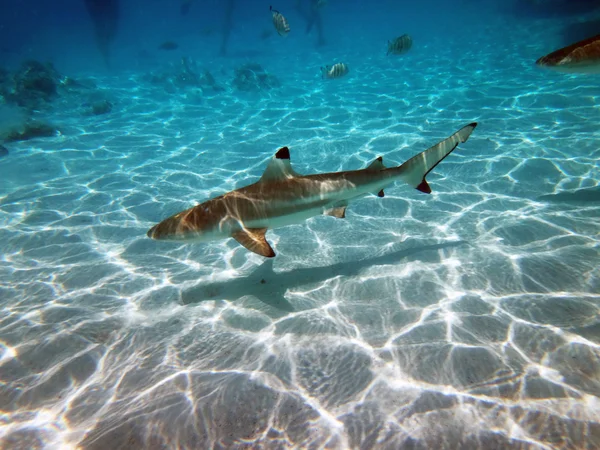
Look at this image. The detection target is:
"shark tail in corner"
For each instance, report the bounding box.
[397,122,478,194]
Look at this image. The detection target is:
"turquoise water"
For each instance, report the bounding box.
[1,1,599,448]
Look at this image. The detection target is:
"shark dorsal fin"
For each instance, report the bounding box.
[366,156,385,171]
[232,228,275,257]
[260,147,299,182]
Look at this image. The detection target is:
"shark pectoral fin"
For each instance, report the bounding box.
[398,122,477,194]
[260,147,300,182]
[323,206,346,218]
[232,228,276,257]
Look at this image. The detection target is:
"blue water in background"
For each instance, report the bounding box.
[1,0,599,448]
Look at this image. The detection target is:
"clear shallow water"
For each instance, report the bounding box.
[1,4,600,449]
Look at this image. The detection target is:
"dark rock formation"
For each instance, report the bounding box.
[145,57,225,94]
[4,120,58,142]
[232,63,280,92]
[10,60,60,108]
[90,100,113,115]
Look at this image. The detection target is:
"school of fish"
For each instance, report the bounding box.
[269,4,414,80]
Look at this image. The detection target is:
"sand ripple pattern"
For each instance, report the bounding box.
[1,27,599,450]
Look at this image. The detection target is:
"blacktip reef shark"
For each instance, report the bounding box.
[536,34,600,74]
[148,123,478,257]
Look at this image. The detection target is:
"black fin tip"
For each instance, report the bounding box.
[275,147,290,160]
[416,180,431,194]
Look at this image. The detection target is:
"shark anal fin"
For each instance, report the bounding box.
[377,189,385,197]
[323,206,346,218]
[232,228,276,257]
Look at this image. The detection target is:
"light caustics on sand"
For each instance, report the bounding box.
[0,47,599,448]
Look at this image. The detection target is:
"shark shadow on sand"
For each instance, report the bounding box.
[181,240,468,311]
[538,186,600,204]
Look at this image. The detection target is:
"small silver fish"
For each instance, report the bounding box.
[321,62,349,79]
[270,5,290,37]
[387,34,413,56]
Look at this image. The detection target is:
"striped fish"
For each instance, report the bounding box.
[387,34,413,56]
[321,62,349,79]
[270,6,290,37]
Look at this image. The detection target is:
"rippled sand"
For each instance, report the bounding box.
[0,18,599,450]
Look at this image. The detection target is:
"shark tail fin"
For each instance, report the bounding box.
[398,123,477,194]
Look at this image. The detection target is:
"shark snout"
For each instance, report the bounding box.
[147,224,159,239]
[147,214,212,241]
[147,221,172,240]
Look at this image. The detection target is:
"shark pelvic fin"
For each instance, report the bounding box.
[323,206,346,218]
[232,228,275,257]
[367,156,385,171]
[260,147,299,182]
[398,122,477,194]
